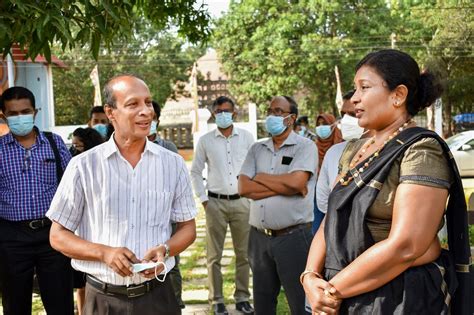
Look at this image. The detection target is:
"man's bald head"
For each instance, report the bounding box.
[103,74,146,108]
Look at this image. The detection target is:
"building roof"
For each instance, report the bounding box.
[10,44,66,68]
[195,49,228,81]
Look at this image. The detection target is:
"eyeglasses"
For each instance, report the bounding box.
[214,109,233,114]
[266,108,291,116]
[22,149,31,172]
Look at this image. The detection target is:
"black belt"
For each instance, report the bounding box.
[208,191,241,200]
[254,222,312,237]
[12,218,52,230]
[86,275,162,298]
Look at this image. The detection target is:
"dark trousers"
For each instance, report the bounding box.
[248,226,312,315]
[84,277,181,315]
[0,219,74,315]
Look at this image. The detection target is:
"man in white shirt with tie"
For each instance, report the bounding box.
[191,96,255,315]
[47,74,197,315]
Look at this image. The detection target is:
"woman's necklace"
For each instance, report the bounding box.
[339,119,414,186]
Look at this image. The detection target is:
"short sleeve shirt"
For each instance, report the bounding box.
[46,137,197,285]
[339,136,452,242]
[239,131,318,230]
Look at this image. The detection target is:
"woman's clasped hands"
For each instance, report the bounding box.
[302,273,342,315]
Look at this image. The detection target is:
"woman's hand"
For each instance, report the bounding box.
[303,274,342,314]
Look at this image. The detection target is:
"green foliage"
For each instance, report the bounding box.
[213,1,473,123]
[0,0,211,61]
[53,27,205,125]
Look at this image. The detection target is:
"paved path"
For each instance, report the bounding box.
[181,215,252,315]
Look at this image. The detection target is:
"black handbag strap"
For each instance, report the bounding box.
[43,132,63,184]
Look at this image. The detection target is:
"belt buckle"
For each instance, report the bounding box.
[28,220,42,230]
[263,229,273,237]
[127,284,146,298]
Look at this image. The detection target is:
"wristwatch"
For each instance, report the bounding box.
[160,243,170,259]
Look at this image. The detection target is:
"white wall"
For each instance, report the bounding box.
[15,62,55,131]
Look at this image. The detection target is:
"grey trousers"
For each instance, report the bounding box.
[205,197,251,305]
[83,277,180,315]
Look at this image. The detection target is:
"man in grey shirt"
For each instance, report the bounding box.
[239,96,317,314]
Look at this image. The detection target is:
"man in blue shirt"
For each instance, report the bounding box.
[0,86,73,315]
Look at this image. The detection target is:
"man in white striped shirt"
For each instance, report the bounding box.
[47,74,197,315]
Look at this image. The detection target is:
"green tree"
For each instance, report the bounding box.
[0,0,210,61]
[403,5,474,135]
[53,28,205,125]
[214,1,473,125]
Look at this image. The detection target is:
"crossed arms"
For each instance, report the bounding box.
[238,171,310,200]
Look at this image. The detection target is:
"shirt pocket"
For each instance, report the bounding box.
[35,157,57,186]
[146,191,173,227]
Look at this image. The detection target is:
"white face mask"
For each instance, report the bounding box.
[340,114,364,140]
[131,261,168,282]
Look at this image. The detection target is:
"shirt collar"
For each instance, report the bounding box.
[262,130,299,151]
[1,127,47,145]
[214,126,239,138]
[103,134,159,159]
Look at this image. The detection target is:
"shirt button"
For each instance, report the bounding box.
[260,205,263,208]
[131,224,135,229]
[132,198,135,203]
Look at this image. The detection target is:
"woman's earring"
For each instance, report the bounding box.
[394,100,400,107]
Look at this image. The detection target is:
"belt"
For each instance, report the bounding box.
[17,218,52,230]
[208,191,241,200]
[86,275,161,298]
[254,222,312,237]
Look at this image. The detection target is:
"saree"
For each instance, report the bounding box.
[324,127,471,314]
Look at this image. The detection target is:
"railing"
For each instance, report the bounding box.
[159,124,193,149]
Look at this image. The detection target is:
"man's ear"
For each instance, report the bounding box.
[104,104,115,122]
[33,109,38,120]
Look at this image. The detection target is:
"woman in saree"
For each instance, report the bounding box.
[301,49,471,314]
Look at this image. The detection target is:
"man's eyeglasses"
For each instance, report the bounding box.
[214,109,233,114]
[22,149,31,172]
[266,108,291,116]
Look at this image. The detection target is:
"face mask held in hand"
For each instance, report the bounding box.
[7,114,35,136]
[315,125,332,139]
[131,261,168,283]
[215,112,233,129]
[265,115,291,136]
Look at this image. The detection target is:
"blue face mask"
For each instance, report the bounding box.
[149,120,158,135]
[298,126,306,136]
[93,124,108,138]
[7,114,35,136]
[215,112,233,129]
[316,125,332,139]
[265,115,290,136]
